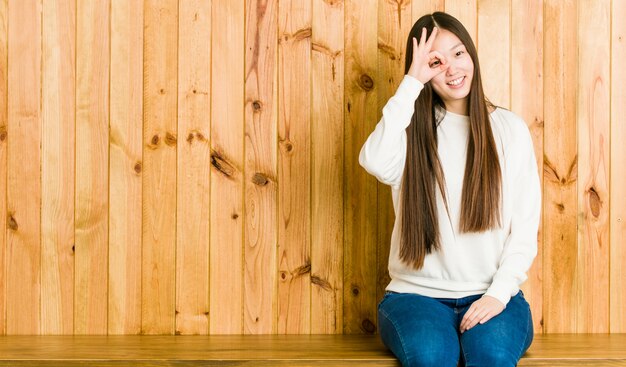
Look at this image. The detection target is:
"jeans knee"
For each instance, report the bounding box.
[465,348,516,367]
[402,350,457,367]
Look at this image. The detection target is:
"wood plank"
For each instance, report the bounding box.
[576,0,610,333]
[477,0,509,108]
[311,0,344,334]
[75,0,110,335]
[344,0,377,335]
[41,0,75,335]
[511,0,544,333]
[412,0,444,23]
[0,335,398,366]
[209,0,244,335]
[0,334,624,366]
[176,0,211,336]
[0,0,7,337]
[444,0,477,45]
[610,0,626,333]
[277,0,311,334]
[108,0,143,335]
[243,0,278,334]
[542,0,578,333]
[142,0,178,335]
[376,0,411,316]
[6,0,42,335]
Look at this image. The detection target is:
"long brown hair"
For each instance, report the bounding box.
[400,12,502,269]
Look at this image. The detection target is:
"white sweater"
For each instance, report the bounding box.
[359,75,541,306]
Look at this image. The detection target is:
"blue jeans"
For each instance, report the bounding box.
[377,291,533,367]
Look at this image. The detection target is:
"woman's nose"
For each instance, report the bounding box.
[446,62,457,75]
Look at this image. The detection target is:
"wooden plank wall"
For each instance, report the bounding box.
[0,0,624,335]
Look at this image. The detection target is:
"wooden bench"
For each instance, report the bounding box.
[0,334,624,366]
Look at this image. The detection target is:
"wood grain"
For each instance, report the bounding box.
[344,0,378,335]
[0,334,625,366]
[108,0,143,335]
[41,0,75,335]
[0,0,8,337]
[477,0,509,108]
[6,0,42,335]
[311,0,344,334]
[376,0,411,313]
[244,0,278,334]
[511,0,544,333]
[610,0,626,333]
[444,0,477,44]
[75,0,110,335]
[543,0,578,333]
[176,0,210,335]
[277,0,311,335]
[576,0,610,333]
[142,0,178,335]
[209,0,244,335]
[412,0,444,23]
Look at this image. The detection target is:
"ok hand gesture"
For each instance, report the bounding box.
[407,27,448,84]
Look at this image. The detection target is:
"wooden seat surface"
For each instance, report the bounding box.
[0,334,624,366]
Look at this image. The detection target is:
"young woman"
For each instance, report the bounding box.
[359,12,540,367]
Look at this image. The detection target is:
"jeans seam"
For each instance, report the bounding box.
[516,300,532,360]
[379,307,411,364]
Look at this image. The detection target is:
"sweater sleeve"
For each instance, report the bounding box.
[484,122,541,306]
[358,75,423,187]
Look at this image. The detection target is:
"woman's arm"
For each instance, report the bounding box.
[485,121,542,307]
[358,75,423,186]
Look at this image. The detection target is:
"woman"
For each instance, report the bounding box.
[359,12,540,367]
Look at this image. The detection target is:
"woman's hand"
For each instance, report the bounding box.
[407,27,449,84]
[460,295,505,333]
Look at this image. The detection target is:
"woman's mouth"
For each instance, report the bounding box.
[446,76,465,89]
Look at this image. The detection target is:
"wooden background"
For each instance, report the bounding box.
[0,0,624,335]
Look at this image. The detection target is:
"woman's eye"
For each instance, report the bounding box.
[430,60,441,67]
[455,51,464,56]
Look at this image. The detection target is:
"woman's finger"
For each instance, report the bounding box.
[479,311,495,325]
[461,306,478,330]
[464,308,489,332]
[425,26,438,49]
[428,50,446,65]
[419,27,427,48]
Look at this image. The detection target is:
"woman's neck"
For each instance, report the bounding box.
[443,99,468,115]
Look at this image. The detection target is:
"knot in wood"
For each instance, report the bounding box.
[359,74,374,91]
[134,162,142,174]
[165,132,177,146]
[252,172,269,186]
[362,318,376,334]
[588,186,601,218]
[280,139,295,155]
[211,151,235,178]
[8,214,18,231]
[252,100,262,111]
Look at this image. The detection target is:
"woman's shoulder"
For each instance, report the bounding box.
[490,107,532,142]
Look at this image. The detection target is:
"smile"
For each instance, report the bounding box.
[447,76,465,86]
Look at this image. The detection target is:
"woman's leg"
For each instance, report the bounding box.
[459,291,533,367]
[377,292,460,367]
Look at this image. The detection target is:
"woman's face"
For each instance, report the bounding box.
[428,29,474,114]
